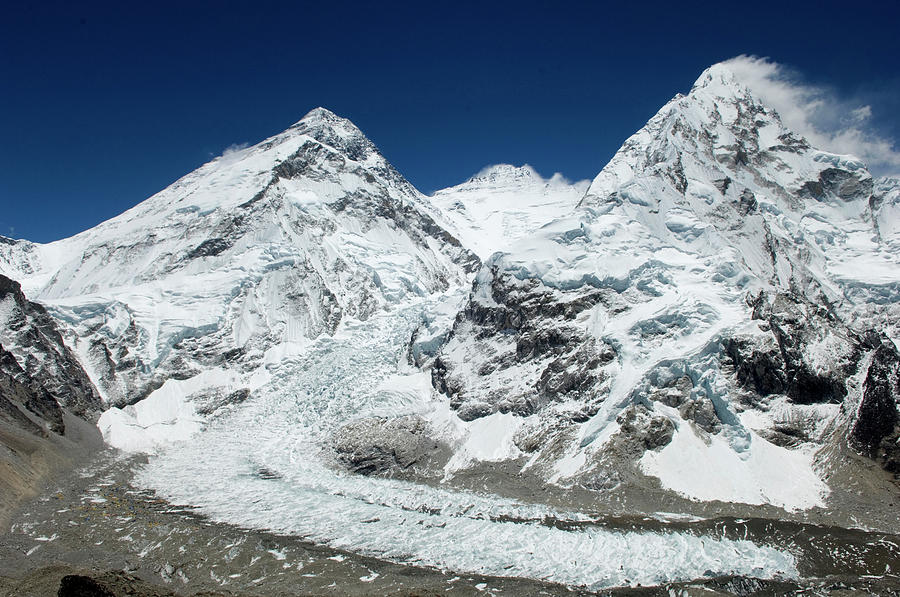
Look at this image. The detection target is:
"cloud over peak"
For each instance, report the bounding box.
[722,55,900,177]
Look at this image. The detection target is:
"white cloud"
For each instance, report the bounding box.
[222,142,249,157]
[850,105,872,123]
[722,55,900,177]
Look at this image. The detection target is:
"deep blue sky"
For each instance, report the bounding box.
[2,0,899,242]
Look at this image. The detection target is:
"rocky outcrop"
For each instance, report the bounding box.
[851,339,900,474]
[0,274,103,524]
[0,345,64,436]
[0,274,101,420]
[432,267,617,422]
[331,415,449,477]
[616,404,674,450]
[724,292,859,405]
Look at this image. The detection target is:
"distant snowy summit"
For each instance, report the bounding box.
[431,164,589,258]
[458,164,569,188]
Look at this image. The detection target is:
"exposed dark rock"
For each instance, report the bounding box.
[194,388,251,416]
[0,274,101,421]
[713,176,732,195]
[432,267,616,421]
[723,336,786,396]
[679,398,721,434]
[57,571,186,597]
[616,404,674,450]
[650,375,693,408]
[799,179,825,200]
[738,188,757,215]
[760,425,809,448]
[787,367,848,405]
[722,292,900,475]
[186,237,231,259]
[58,574,117,597]
[851,341,900,474]
[0,345,64,435]
[184,214,249,261]
[535,341,604,399]
[456,401,494,422]
[727,292,858,405]
[0,369,50,438]
[331,415,448,477]
[798,167,873,203]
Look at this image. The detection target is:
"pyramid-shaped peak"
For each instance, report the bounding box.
[289,107,361,134]
[296,106,342,125]
[283,107,381,163]
[694,61,742,87]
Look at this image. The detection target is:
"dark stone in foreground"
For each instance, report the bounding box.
[58,575,117,597]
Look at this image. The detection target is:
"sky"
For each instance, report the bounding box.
[2,0,899,243]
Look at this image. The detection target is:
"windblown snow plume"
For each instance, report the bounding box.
[724,55,900,176]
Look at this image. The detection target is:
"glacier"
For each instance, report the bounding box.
[137,298,798,589]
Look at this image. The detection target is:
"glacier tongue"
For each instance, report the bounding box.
[137,297,798,589]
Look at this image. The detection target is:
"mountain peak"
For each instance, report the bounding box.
[692,61,743,90]
[289,106,362,137]
[295,106,342,126]
[279,107,385,168]
[677,62,765,118]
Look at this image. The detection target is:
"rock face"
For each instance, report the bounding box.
[724,292,860,406]
[0,274,101,427]
[0,345,64,436]
[432,267,616,422]
[851,339,900,473]
[0,273,103,523]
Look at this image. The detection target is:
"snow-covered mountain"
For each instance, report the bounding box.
[2,61,900,592]
[432,63,900,508]
[430,164,589,258]
[1,107,478,448]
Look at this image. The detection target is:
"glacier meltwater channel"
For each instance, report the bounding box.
[134,295,797,590]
